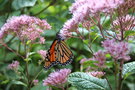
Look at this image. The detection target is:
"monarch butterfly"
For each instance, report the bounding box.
[44,33,73,69]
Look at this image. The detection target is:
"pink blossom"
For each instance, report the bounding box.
[72,5,89,23]
[82,20,93,30]
[59,19,78,39]
[43,69,71,86]
[80,55,106,68]
[60,0,124,39]
[102,39,130,61]
[8,61,19,70]
[113,15,135,31]
[33,80,39,85]
[0,15,51,43]
[80,58,88,64]
[70,0,124,14]
[86,71,105,78]
[80,51,106,67]
[0,29,5,39]
[39,37,45,44]
[93,50,106,67]
[37,50,47,60]
[80,58,95,64]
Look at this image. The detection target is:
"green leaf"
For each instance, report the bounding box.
[105,61,113,68]
[12,0,37,10]
[122,61,135,79]
[28,63,42,76]
[124,30,135,38]
[6,80,27,90]
[105,54,111,58]
[83,60,98,69]
[1,80,9,84]
[31,81,47,90]
[0,15,7,27]
[5,52,16,61]
[91,34,99,44]
[68,72,109,90]
[78,27,89,35]
[0,0,8,8]
[83,39,89,45]
[11,81,27,87]
[24,58,31,62]
[28,52,36,57]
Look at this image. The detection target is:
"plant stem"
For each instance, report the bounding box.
[6,36,15,44]
[80,65,83,72]
[59,85,65,90]
[114,60,118,90]
[1,43,25,59]
[24,42,31,90]
[117,60,124,90]
[29,69,44,88]
[26,61,30,90]
[104,76,113,90]
[97,15,105,39]
[34,0,57,16]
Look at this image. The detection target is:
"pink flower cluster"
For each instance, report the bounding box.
[70,0,124,14]
[0,30,4,39]
[86,71,105,78]
[93,50,106,67]
[37,50,47,60]
[113,15,135,31]
[8,61,19,70]
[0,15,51,44]
[102,39,130,61]
[80,50,106,68]
[59,19,78,39]
[43,69,71,86]
[59,0,124,38]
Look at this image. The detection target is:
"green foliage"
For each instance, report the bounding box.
[0,15,7,27]
[82,60,98,69]
[68,72,109,90]
[12,0,37,10]
[124,30,135,38]
[31,82,47,90]
[122,61,135,79]
[0,0,135,89]
[0,0,8,8]
[5,80,27,90]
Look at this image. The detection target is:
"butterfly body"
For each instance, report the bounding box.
[44,34,73,69]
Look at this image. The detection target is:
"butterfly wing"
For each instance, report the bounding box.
[44,40,58,69]
[56,40,73,65]
[44,39,73,69]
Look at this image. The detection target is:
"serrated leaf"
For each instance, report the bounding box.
[122,61,135,79]
[12,0,37,10]
[68,72,109,90]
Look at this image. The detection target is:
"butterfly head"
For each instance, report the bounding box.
[56,32,65,41]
